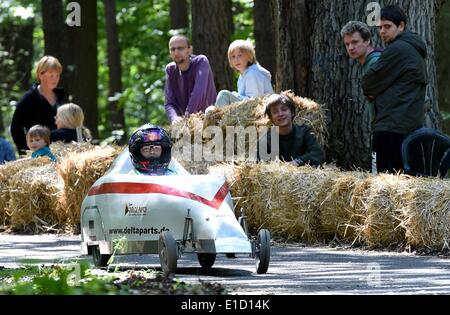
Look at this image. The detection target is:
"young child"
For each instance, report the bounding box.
[51,103,91,143]
[26,125,57,162]
[128,124,187,176]
[213,40,274,108]
[258,94,325,167]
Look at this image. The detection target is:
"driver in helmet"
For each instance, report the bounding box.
[128,124,177,176]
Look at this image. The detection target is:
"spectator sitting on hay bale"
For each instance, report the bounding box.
[209,39,274,111]
[26,125,57,162]
[258,94,325,167]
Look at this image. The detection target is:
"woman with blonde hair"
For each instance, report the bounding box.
[213,39,274,107]
[51,103,91,143]
[11,55,65,155]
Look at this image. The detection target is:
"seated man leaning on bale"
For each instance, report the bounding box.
[258,94,325,166]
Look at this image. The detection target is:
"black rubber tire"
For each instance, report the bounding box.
[255,229,271,274]
[92,246,111,267]
[158,231,178,275]
[197,253,216,270]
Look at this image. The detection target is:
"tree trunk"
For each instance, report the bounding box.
[41,0,72,91]
[170,0,189,29]
[273,0,444,170]
[66,0,98,139]
[305,1,373,170]
[436,0,450,135]
[103,0,126,140]
[253,0,277,85]
[41,0,65,59]
[191,0,233,91]
[274,0,312,96]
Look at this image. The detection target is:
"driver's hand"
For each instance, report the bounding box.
[288,160,300,167]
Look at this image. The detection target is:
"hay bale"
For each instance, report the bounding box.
[319,172,369,241]
[167,92,327,160]
[50,141,100,159]
[224,162,334,241]
[178,160,217,175]
[56,145,121,230]
[401,178,450,250]
[0,157,51,225]
[7,163,63,232]
[356,174,410,247]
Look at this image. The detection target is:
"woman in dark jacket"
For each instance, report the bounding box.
[10,56,65,155]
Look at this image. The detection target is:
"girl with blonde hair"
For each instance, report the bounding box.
[213,40,274,107]
[51,103,91,143]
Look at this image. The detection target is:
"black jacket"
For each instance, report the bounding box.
[362,31,428,134]
[11,83,65,154]
[258,124,325,166]
[51,128,78,143]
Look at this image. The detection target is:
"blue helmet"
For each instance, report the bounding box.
[128,124,172,174]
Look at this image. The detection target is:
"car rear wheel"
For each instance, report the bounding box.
[197,253,216,270]
[158,231,178,275]
[255,229,271,274]
[92,246,111,267]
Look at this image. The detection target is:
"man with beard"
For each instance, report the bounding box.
[164,35,217,125]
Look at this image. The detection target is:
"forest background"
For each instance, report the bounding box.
[0,0,449,171]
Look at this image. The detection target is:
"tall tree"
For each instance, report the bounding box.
[170,0,189,29]
[103,0,126,140]
[66,0,98,138]
[272,0,444,170]
[253,0,277,85]
[191,0,233,91]
[41,0,72,90]
[41,0,65,59]
[436,1,450,134]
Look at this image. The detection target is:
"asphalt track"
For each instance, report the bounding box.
[1,234,449,294]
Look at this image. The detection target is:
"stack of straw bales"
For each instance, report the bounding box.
[210,162,450,250]
[0,157,51,226]
[0,144,121,233]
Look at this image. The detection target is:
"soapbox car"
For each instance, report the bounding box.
[80,149,271,274]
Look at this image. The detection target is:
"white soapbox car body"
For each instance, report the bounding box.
[80,149,270,274]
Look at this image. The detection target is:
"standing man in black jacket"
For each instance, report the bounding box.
[362,5,427,174]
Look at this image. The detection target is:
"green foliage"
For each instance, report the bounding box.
[0,0,36,137]
[0,261,227,295]
[1,0,255,140]
[232,0,254,41]
[97,0,172,139]
[0,261,121,295]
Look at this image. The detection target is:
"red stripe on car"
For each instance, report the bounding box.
[87,182,229,210]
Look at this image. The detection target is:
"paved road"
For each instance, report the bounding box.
[1,234,449,294]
